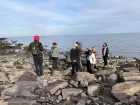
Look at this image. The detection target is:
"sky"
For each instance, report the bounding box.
[0,0,140,37]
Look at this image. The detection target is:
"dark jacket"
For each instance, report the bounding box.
[70,47,81,61]
[102,46,109,57]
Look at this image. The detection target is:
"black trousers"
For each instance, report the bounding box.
[86,60,93,74]
[103,56,108,66]
[33,55,43,76]
[71,62,78,75]
[52,57,58,69]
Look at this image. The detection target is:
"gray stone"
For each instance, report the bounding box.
[122,67,138,72]
[107,74,118,85]
[124,76,140,81]
[87,85,100,96]
[1,98,41,105]
[112,81,140,101]
[62,88,83,99]
[34,88,44,95]
[52,71,63,80]
[114,102,122,105]
[80,80,88,87]
[0,72,9,83]
[55,90,61,96]
[70,80,78,87]
[0,67,13,72]
[122,72,140,77]
[81,93,88,98]
[45,81,68,95]
[76,72,97,83]
[76,100,86,105]
[1,81,38,97]
[8,71,25,83]
[18,71,37,81]
[0,60,14,68]
[58,95,63,101]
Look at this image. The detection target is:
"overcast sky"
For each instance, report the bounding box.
[0,0,140,36]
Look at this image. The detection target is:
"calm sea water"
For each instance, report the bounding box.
[7,33,140,58]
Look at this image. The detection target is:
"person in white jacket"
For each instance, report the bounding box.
[86,50,96,73]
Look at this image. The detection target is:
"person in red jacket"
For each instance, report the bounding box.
[92,47,98,69]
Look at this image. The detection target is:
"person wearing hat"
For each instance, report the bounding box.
[51,42,59,70]
[28,35,44,76]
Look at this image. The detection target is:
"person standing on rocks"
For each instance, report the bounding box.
[70,42,81,75]
[86,49,96,73]
[102,43,109,67]
[51,42,59,70]
[28,35,44,76]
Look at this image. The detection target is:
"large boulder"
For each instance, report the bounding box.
[76,72,97,83]
[45,81,68,95]
[87,85,100,96]
[1,81,38,97]
[8,71,25,83]
[62,88,83,99]
[18,71,37,81]
[112,81,140,101]
[107,74,118,85]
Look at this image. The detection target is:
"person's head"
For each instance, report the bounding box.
[75,41,79,48]
[52,42,57,47]
[103,43,108,47]
[34,35,40,41]
[92,47,96,52]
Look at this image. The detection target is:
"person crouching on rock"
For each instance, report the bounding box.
[86,49,96,74]
[28,35,44,76]
[51,42,59,70]
[102,43,109,67]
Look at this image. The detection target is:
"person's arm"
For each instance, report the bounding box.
[39,42,44,51]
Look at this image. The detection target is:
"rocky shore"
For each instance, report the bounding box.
[0,50,139,105]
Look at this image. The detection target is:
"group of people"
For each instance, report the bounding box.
[28,35,109,76]
[70,42,109,74]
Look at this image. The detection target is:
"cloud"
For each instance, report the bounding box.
[0,0,140,36]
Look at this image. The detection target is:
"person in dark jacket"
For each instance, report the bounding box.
[70,42,81,75]
[28,35,44,76]
[102,43,109,66]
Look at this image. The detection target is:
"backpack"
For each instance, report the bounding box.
[30,42,41,55]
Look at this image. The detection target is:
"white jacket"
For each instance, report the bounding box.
[87,53,96,64]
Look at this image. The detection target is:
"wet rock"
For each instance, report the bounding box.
[107,74,118,85]
[1,81,38,97]
[45,81,68,95]
[62,88,83,99]
[76,72,97,83]
[112,81,140,101]
[18,71,37,81]
[87,85,100,96]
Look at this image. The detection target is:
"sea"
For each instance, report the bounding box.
[6,33,140,59]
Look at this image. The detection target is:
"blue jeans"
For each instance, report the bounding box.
[33,55,43,76]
